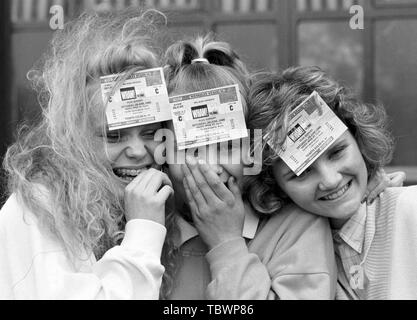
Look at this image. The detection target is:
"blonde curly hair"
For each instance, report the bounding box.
[3,7,179,298]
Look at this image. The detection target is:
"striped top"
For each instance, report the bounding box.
[333,186,417,300]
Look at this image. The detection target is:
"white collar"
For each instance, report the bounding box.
[334,203,367,254]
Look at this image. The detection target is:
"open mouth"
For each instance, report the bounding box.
[113,167,151,182]
[320,180,352,201]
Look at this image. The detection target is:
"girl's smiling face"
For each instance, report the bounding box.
[273,131,368,228]
[104,122,163,184]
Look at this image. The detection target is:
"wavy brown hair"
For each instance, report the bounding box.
[243,66,394,216]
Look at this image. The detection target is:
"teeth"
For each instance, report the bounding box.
[323,182,350,201]
[121,176,135,182]
[114,168,147,178]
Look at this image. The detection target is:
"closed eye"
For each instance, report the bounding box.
[105,131,121,143]
[141,129,158,139]
[294,167,312,180]
[329,144,347,159]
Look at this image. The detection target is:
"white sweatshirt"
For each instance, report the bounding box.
[0,194,166,300]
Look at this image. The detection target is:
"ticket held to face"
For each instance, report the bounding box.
[277,91,348,176]
[100,67,172,131]
[169,84,248,150]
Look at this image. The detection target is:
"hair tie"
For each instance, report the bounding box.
[191,58,209,65]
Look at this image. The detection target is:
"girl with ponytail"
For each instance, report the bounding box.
[161,35,337,300]
[246,66,410,299]
[0,8,175,299]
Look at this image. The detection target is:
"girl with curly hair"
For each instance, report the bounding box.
[246,66,414,299]
[161,37,338,300]
[0,8,175,299]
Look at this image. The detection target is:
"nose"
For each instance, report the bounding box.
[125,136,148,160]
[316,162,343,191]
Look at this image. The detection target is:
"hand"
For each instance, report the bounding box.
[387,171,406,187]
[182,156,245,250]
[365,169,406,204]
[124,168,174,226]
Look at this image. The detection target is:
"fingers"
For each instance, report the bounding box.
[184,156,220,203]
[183,177,200,220]
[367,172,390,205]
[227,176,242,199]
[197,159,234,203]
[155,185,174,203]
[126,169,173,198]
[364,169,386,204]
[181,163,209,207]
[125,169,151,193]
[388,171,406,187]
[366,171,406,204]
[147,170,173,192]
[366,184,384,205]
[364,170,381,196]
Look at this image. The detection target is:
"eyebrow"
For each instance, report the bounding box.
[284,172,295,181]
[326,138,349,152]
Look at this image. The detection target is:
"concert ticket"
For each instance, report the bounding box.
[101,68,171,131]
[276,91,348,176]
[169,84,248,150]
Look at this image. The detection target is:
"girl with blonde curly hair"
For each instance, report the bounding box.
[246,66,414,299]
[162,37,338,299]
[0,8,176,300]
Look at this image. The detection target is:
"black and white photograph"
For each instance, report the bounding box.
[0,0,416,308]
